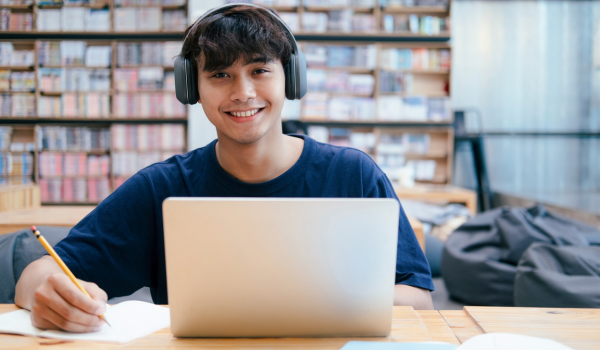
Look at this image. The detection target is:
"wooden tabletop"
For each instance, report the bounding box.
[0,205,95,235]
[2,304,600,349]
[0,305,463,349]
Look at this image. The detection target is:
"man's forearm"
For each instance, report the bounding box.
[15,255,62,310]
[393,284,434,310]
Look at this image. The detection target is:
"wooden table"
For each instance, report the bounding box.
[395,185,478,215]
[1,305,599,349]
[0,205,95,235]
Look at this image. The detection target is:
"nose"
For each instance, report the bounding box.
[229,75,256,102]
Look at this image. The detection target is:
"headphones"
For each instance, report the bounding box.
[174,2,307,105]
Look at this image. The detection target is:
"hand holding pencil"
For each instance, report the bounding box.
[29,226,111,330]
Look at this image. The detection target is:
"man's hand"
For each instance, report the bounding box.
[15,256,108,333]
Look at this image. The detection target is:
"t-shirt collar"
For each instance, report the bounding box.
[206,134,315,196]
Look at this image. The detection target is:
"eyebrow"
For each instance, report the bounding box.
[244,56,274,65]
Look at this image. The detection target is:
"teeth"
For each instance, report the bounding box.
[231,109,259,117]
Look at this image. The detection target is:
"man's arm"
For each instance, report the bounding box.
[15,255,108,332]
[393,284,434,310]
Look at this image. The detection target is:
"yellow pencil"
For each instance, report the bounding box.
[30,226,111,328]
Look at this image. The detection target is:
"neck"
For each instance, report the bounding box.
[215,128,303,184]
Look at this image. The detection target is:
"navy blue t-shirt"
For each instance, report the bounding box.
[54,134,433,303]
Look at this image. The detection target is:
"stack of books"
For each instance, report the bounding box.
[0,71,35,92]
[0,42,34,66]
[382,14,449,35]
[307,126,376,156]
[10,93,35,117]
[37,41,61,66]
[381,0,448,7]
[111,123,185,186]
[377,95,451,121]
[114,7,182,32]
[117,41,182,66]
[162,10,186,31]
[376,132,437,182]
[38,126,110,151]
[0,8,33,32]
[37,8,110,32]
[278,13,299,32]
[305,44,376,69]
[380,48,451,71]
[0,152,33,177]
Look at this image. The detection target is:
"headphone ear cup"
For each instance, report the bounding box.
[174,55,198,105]
[295,49,307,99]
[188,60,199,105]
[284,54,295,100]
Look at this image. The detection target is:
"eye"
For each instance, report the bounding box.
[212,72,227,78]
[253,68,269,75]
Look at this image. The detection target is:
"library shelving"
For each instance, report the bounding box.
[269,0,454,185]
[0,0,187,34]
[0,0,189,205]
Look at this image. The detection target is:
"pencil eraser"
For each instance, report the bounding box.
[31,226,37,232]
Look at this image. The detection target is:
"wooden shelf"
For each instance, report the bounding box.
[380,68,450,74]
[381,6,449,14]
[306,66,375,74]
[0,117,188,124]
[0,4,33,9]
[291,119,453,126]
[304,6,374,13]
[0,65,34,70]
[379,91,449,97]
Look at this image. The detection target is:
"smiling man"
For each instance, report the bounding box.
[15,4,434,333]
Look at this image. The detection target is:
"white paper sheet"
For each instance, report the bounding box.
[458,333,574,350]
[0,301,170,344]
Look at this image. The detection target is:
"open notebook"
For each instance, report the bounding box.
[0,301,170,344]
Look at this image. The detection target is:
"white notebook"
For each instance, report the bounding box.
[0,301,170,344]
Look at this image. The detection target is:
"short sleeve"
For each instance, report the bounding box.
[53,173,159,299]
[367,175,434,291]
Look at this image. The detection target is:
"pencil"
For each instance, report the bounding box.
[30,226,111,328]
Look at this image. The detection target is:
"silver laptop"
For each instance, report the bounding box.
[163,197,399,338]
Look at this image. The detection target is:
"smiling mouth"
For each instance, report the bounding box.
[226,108,264,118]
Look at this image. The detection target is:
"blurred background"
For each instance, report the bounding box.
[0,0,598,309]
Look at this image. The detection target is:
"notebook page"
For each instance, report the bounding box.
[0,308,43,337]
[40,301,170,344]
[0,301,170,344]
[458,333,574,350]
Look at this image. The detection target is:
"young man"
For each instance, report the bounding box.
[15,5,434,333]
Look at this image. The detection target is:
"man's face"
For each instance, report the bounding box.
[197,56,286,145]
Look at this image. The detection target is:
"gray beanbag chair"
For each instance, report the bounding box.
[441,204,598,306]
[0,226,71,303]
[515,243,600,308]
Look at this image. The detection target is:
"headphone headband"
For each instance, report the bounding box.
[180,2,300,57]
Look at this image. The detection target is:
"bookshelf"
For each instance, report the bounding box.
[270,0,453,185]
[0,0,188,205]
[0,0,186,33]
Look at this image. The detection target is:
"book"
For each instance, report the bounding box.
[162,9,186,31]
[61,7,86,32]
[38,126,110,151]
[85,46,111,67]
[37,9,61,31]
[85,9,110,32]
[278,12,299,32]
[10,93,35,117]
[0,301,170,344]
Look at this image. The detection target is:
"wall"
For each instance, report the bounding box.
[451,0,600,194]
